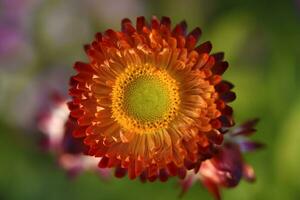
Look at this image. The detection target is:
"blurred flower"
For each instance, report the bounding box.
[0,0,38,72]
[0,25,24,56]
[37,92,110,178]
[180,119,264,200]
[1,0,36,22]
[68,16,235,181]
[37,92,69,150]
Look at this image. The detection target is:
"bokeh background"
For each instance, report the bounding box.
[1,0,300,199]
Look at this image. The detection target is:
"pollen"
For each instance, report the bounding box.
[111,64,180,133]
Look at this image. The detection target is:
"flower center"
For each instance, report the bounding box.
[112,64,180,133]
[124,76,171,122]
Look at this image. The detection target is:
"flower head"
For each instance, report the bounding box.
[180,119,264,200]
[68,16,235,181]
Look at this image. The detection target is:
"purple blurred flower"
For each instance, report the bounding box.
[0,0,38,61]
[1,0,31,21]
[180,119,264,200]
[0,25,24,56]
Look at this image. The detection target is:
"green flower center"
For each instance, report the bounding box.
[123,76,170,122]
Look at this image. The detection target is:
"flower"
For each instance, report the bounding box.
[68,16,235,181]
[0,0,38,58]
[0,25,23,56]
[180,119,264,200]
[37,92,110,178]
[37,92,69,150]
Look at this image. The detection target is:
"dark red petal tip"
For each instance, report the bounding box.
[212,52,225,61]
[196,41,212,54]
[188,27,202,41]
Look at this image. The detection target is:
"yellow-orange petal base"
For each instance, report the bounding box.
[68,16,236,182]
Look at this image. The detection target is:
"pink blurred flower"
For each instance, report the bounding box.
[36,92,110,179]
[0,0,38,68]
[0,25,24,56]
[180,119,264,200]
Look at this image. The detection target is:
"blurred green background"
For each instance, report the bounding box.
[1,0,300,199]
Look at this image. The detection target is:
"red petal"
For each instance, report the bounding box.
[121,18,136,35]
[222,106,233,116]
[211,52,224,62]
[188,27,202,42]
[172,21,187,36]
[98,157,109,168]
[148,175,158,182]
[136,16,146,32]
[220,91,236,102]
[160,16,171,30]
[115,167,127,178]
[212,61,229,75]
[202,178,221,200]
[73,126,88,138]
[74,62,94,73]
[121,18,132,30]
[83,44,91,53]
[95,32,102,42]
[219,115,235,127]
[167,162,178,176]
[159,169,169,182]
[196,41,212,54]
[128,161,136,179]
[151,16,160,29]
[215,81,234,93]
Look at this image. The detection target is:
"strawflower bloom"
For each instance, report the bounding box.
[37,92,110,178]
[180,119,264,200]
[68,16,236,181]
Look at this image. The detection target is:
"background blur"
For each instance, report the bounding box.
[1,0,300,199]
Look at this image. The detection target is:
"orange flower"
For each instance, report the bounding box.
[68,16,235,181]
